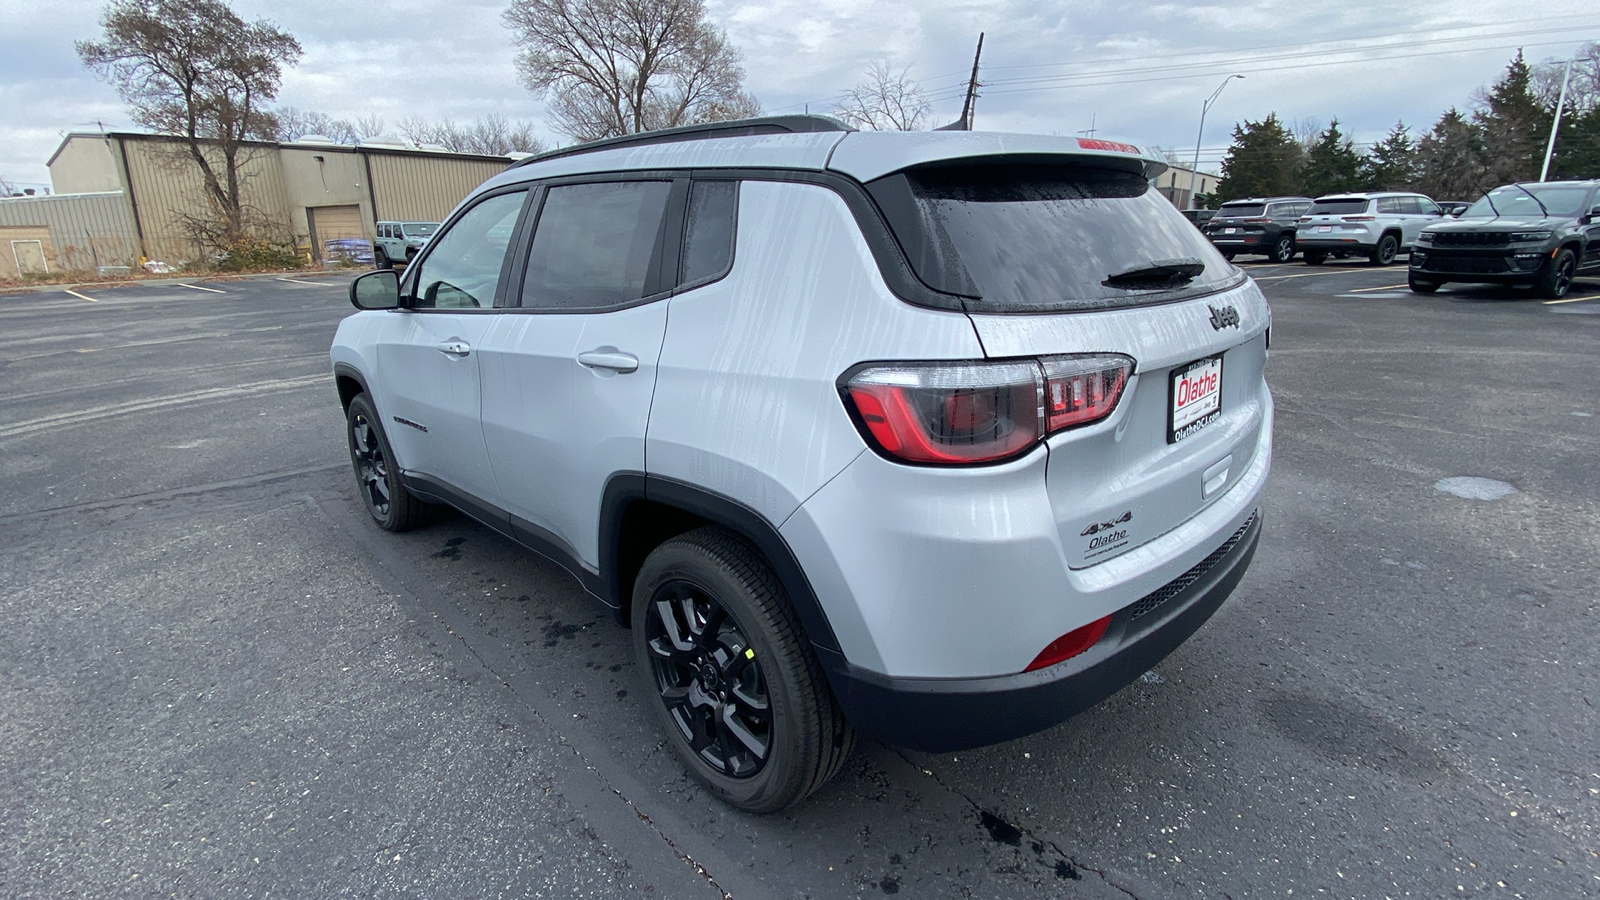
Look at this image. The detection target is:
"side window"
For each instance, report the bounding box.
[411,190,527,310]
[1402,197,1427,215]
[1294,203,1311,216]
[521,181,672,311]
[1377,197,1402,214]
[680,180,738,286]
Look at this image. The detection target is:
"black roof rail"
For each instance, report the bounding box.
[511,115,855,168]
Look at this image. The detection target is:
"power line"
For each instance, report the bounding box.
[980,38,1590,97]
[979,26,1595,92]
[978,16,1597,75]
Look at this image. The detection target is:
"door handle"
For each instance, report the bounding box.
[577,349,639,373]
[437,341,471,357]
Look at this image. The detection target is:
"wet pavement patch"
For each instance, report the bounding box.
[979,810,1023,846]
[1263,692,1450,778]
[431,536,468,559]
[878,875,900,894]
[1434,476,1517,501]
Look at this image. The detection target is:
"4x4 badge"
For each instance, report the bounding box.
[1081,510,1133,536]
[1209,305,1241,330]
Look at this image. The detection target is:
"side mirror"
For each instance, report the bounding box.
[350,269,400,310]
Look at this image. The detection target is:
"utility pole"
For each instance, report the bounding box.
[959,33,984,131]
[1076,114,1098,138]
[1540,57,1573,182]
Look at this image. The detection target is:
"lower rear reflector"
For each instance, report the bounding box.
[1025,615,1113,672]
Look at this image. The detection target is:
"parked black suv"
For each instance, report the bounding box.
[1202,197,1313,263]
[1409,180,1600,299]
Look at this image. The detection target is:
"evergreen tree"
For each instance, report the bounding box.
[1474,51,1552,184]
[1214,113,1300,202]
[1413,108,1485,200]
[1548,105,1600,179]
[1362,121,1418,191]
[1297,119,1365,196]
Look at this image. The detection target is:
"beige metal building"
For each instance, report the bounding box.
[1155,164,1221,210]
[0,191,140,280]
[47,132,511,265]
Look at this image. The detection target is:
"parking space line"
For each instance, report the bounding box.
[177,283,227,294]
[1345,283,1413,293]
[63,289,97,302]
[275,276,336,287]
[1543,295,1598,305]
[1251,269,1375,282]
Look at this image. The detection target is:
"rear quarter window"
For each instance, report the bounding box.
[867,163,1240,312]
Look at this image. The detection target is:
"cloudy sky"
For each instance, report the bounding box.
[2,0,1596,191]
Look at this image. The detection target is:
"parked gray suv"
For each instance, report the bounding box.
[1409,180,1600,298]
[331,117,1273,812]
[1203,196,1312,263]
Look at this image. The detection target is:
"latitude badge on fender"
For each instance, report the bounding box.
[1209,304,1241,330]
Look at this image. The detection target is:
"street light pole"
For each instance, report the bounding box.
[1188,74,1244,209]
[1540,58,1573,182]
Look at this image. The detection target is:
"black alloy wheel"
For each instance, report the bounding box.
[632,528,854,813]
[1269,233,1296,264]
[644,579,773,779]
[1536,248,1577,299]
[345,394,430,531]
[1369,234,1399,266]
[374,246,390,270]
[1302,250,1327,266]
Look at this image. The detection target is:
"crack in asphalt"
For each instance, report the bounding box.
[890,748,1147,899]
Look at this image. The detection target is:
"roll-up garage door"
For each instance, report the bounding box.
[307,204,369,264]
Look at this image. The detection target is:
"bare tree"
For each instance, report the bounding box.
[276,107,375,144]
[833,61,931,131]
[78,0,301,247]
[397,113,548,156]
[503,0,760,142]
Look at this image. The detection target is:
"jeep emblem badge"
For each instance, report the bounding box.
[1209,305,1240,330]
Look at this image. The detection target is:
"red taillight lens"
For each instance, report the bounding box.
[842,355,1134,465]
[1042,355,1131,432]
[1342,215,1375,222]
[1242,217,1272,223]
[1025,615,1112,671]
[845,361,1042,464]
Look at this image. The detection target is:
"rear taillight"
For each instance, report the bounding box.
[1342,215,1375,222]
[842,355,1133,465]
[1242,217,1272,223]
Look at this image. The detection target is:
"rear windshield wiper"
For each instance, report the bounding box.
[1102,258,1205,290]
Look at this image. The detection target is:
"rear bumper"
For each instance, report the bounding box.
[818,510,1261,752]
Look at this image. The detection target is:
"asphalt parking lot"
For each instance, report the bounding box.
[2,261,1597,899]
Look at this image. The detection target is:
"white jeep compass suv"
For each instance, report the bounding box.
[331,117,1273,812]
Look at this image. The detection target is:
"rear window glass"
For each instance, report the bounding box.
[1218,203,1265,217]
[868,164,1238,312]
[1309,198,1370,215]
[521,181,672,310]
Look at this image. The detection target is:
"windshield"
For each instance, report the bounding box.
[402,223,440,236]
[1307,198,1370,216]
[1217,203,1265,217]
[868,163,1238,312]
[1462,185,1592,219]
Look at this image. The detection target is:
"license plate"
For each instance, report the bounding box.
[1169,355,1223,443]
[1317,225,1332,233]
[1224,228,1238,234]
